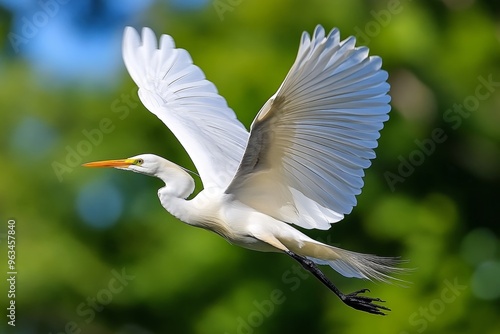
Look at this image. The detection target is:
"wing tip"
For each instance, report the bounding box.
[123,26,139,47]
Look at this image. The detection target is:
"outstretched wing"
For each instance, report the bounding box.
[122,27,249,189]
[226,25,391,230]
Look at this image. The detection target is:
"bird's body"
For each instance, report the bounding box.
[129,154,334,255]
[84,25,406,315]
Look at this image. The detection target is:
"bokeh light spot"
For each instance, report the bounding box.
[76,177,123,229]
[471,261,500,300]
[460,228,497,266]
[9,116,58,160]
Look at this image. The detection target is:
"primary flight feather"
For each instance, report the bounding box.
[83,25,404,315]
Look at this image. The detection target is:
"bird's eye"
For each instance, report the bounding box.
[135,159,144,165]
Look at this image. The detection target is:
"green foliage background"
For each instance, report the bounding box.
[1,0,499,333]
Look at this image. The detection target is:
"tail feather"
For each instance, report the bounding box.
[306,244,409,284]
[277,230,409,284]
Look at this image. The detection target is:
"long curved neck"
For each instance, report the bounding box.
[155,160,196,223]
[156,160,195,199]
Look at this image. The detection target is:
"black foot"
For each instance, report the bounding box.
[341,288,390,315]
[284,250,391,316]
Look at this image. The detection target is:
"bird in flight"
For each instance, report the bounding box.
[83,25,405,315]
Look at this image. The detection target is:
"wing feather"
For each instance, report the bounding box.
[226,25,391,230]
[122,27,249,189]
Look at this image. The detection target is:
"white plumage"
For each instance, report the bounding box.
[122,26,248,190]
[227,27,390,230]
[84,25,404,315]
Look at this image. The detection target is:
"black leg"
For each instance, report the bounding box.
[285,250,390,315]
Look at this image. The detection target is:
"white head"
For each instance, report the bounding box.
[82,154,164,177]
[83,154,196,199]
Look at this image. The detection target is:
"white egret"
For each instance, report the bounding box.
[83,25,405,315]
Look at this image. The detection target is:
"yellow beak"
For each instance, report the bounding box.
[82,159,136,168]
